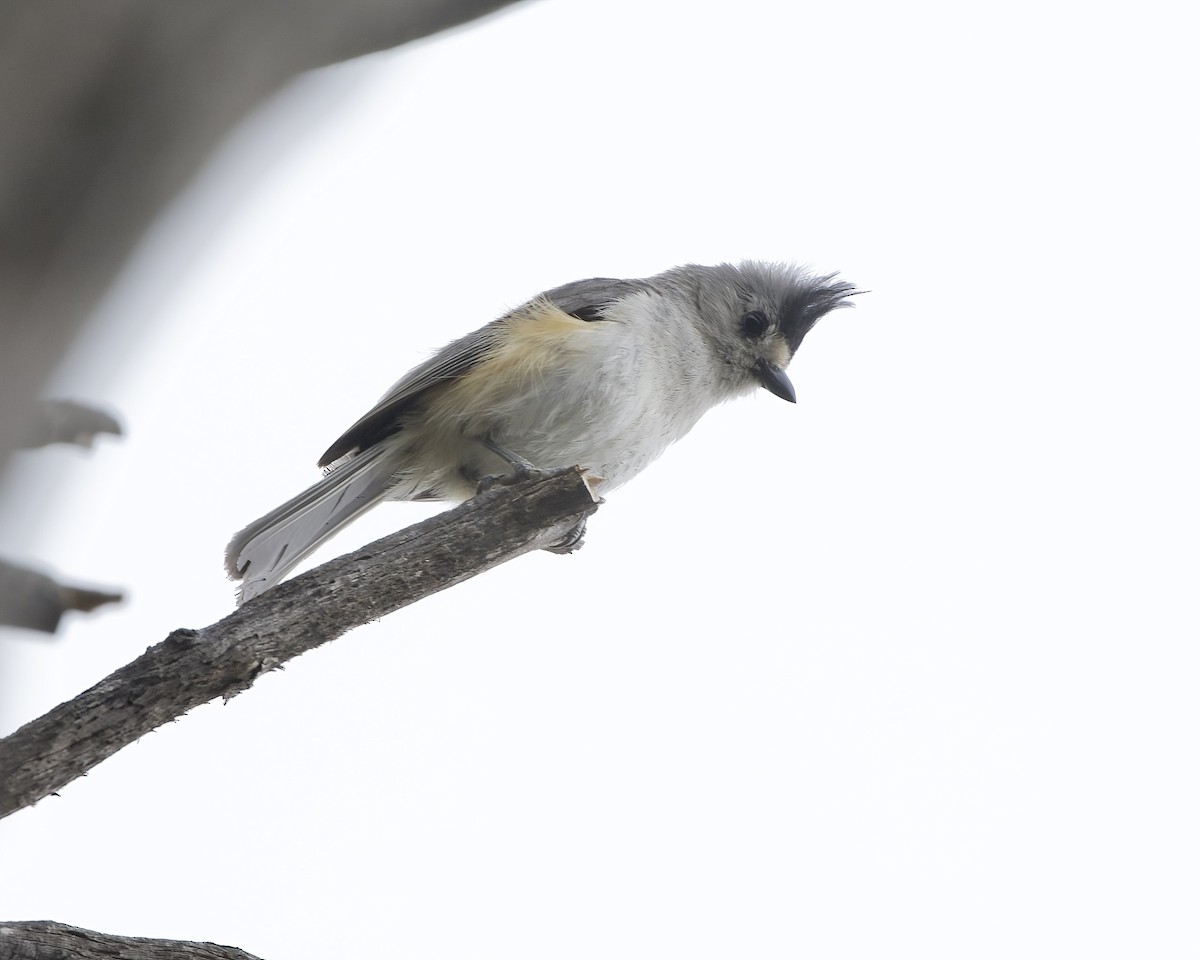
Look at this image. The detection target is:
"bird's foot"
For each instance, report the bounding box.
[544,516,587,555]
[475,462,558,494]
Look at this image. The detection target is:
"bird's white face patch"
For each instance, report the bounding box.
[765,336,793,370]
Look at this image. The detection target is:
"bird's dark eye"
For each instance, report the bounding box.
[740,310,770,339]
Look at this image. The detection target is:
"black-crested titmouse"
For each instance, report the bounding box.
[226,261,857,602]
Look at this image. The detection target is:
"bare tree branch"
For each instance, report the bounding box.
[0,467,599,821]
[0,920,262,960]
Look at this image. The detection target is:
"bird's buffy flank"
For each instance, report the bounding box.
[226,262,857,602]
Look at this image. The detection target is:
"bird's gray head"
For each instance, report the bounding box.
[664,261,858,402]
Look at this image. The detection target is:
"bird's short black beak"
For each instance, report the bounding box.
[754,358,796,403]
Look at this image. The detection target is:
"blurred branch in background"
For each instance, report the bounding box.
[0,0,522,477]
[0,399,124,633]
[18,399,122,451]
[0,466,599,820]
[0,0,522,636]
[0,559,123,634]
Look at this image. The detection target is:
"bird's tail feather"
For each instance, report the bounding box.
[225,446,396,604]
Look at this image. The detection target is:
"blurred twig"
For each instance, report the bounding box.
[2,398,125,632]
[0,466,599,820]
[0,560,123,634]
[19,399,122,450]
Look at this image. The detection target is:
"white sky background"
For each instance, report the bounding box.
[2,0,1198,957]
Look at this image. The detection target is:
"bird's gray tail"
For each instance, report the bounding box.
[225,446,395,605]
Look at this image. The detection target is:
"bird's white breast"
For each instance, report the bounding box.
[419,292,738,495]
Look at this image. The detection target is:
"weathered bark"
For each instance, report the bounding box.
[0,0,523,475]
[0,921,262,960]
[0,466,599,820]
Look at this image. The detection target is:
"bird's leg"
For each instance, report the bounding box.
[475,439,542,492]
[483,439,537,474]
[475,439,589,555]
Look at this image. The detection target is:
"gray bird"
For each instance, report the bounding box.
[226,261,857,602]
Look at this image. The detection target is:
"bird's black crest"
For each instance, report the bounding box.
[779,276,859,353]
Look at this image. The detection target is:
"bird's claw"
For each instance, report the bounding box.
[475,463,552,494]
[544,516,587,554]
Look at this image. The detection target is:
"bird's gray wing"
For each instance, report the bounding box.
[318,321,504,467]
[541,277,643,322]
[318,277,646,468]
